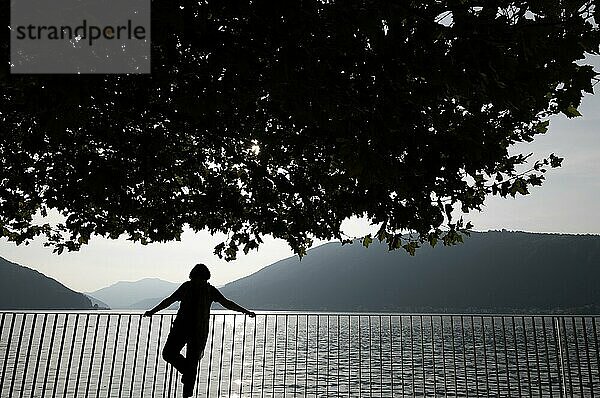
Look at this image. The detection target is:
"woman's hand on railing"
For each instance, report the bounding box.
[143,310,153,317]
[246,311,256,318]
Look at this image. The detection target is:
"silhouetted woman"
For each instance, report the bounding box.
[144,263,255,397]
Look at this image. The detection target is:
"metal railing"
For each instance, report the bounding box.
[1,312,599,397]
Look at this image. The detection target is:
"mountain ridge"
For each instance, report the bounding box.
[87,277,179,309]
[0,256,93,310]
[219,231,600,313]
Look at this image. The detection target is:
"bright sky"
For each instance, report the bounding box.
[1,61,599,293]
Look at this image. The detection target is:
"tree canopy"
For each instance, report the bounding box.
[1,0,599,259]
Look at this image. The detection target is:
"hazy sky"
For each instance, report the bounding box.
[1,61,599,293]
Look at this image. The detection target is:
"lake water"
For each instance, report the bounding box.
[1,311,599,397]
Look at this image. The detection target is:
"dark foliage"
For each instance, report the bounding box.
[1,1,599,258]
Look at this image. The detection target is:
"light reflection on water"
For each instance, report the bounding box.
[0,311,598,397]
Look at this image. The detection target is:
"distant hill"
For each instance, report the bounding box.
[87,278,179,309]
[127,297,179,310]
[85,295,110,310]
[0,256,93,310]
[220,231,600,313]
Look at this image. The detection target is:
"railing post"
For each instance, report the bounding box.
[555,316,568,398]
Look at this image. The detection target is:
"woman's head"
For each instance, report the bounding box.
[189,263,211,281]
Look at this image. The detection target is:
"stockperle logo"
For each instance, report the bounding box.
[10,0,150,74]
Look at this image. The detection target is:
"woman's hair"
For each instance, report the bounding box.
[189,263,211,280]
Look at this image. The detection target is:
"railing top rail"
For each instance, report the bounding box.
[0,310,599,317]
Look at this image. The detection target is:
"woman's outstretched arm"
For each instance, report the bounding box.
[144,289,180,316]
[214,289,256,317]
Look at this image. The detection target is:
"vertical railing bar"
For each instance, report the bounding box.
[571,316,584,397]
[250,314,257,398]
[118,314,132,398]
[13,314,33,398]
[165,363,173,398]
[531,316,542,398]
[570,316,583,397]
[501,317,510,397]
[358,315,362,398]
[84,315,100,398]
[164,362,172,396]
[294,315,299,397]
[172,317,178,398]
[174,360,180,395]
[75,314,90,398]
[283,314,288,398]
[141,316,152,398]
[163,315,174,398]
[348,315,351,398]
[164,361,173,398]
[62,313,80,398]
[63,314,79,398]
[581,317,593,398]
[593,318,600,395]
[0,313,5,343]
[96,315,111,398]
[174,370,179,397]
[481,316,489,397]
[194,345,201,398]
[520,316,532,398]
[305,315,309,398]
[327,315,330,398]
[151,315,164,398]
[51,314,69,398]
[491,316,500,398]
[554,317,566,398]
[420,315,425,397]
[368,315,372,398]
[239,315,247,398]
[217,315,226,398]
[129,315,143,398]
[511,316,522,397]
[379,315,383,398]
[0,313,15,394]
[561,317,574,397]
[272,314,278,397]
[166,360,175,398]
[430,315,436,397]
[470,315,478,398]
[9,313,27,398]
[31,314,49,398]
[461,316,467,397]
[107,314,122,398]
[541,317,552,398]
[163,322,171,398]
[400,315,404,398]
[228,314,237,398]
[163,358,170,398]
[261,314,267,398]
[0,312,4,394]
[451,316,457,397]
[389,315,394,397]
[106,314,121,398]
[206,314,216,397]
[42,314,59,398]
[0,314,11,389]
[441,316,447,397]
[316,315,320,397]
[410,315,414,398]
[337,315,341,398]
[20,313,38,398]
